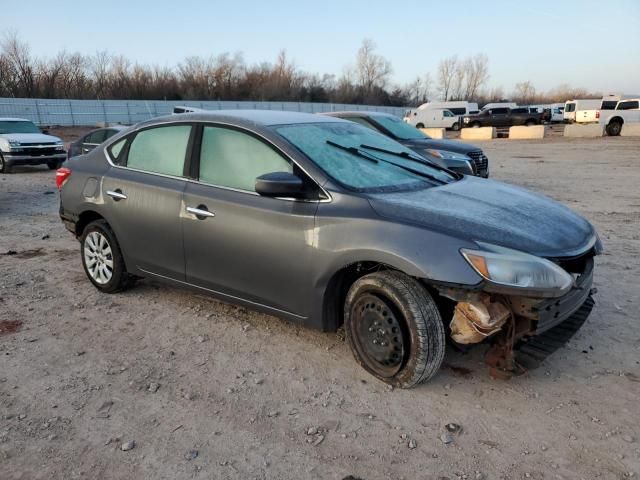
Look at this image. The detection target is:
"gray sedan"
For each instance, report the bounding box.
[57,110,600,387]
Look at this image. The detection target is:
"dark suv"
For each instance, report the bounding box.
[323,112,489,177]
[57,111,600,388]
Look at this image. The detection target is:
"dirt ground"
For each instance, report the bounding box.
[1,134,639,480]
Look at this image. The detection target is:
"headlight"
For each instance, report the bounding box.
[425,149,470,161]
[8,140,21,147]
[463,117,470,123]
[461,243,574,297]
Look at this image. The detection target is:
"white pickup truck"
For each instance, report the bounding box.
[575,99,640,135]
[0,118,66,173]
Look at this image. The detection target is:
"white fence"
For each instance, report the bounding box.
[0,98,407,126]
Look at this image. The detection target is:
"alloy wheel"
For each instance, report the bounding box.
[84,231,114,284]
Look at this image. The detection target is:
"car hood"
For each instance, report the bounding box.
[367,176,595,258]
[401,138,480,154]
[0,133,62,144]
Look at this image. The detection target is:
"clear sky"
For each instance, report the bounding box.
[5,0,640,94]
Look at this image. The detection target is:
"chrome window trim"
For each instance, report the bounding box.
[102,119,332,204]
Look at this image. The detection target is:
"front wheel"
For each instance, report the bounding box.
[471,122,481,128]
[0,154,10,174]
[344,271,445,388]
[80,219,135,293]
[451,122,460,131]
[606,121,622,136]
[415,123,425,129]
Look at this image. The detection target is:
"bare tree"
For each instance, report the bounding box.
[355,39,392,96]
[437,56,458,100]
[513,81,537,104]
[462,54,489,99]
[404,73,433,106]
[1,32,35,97]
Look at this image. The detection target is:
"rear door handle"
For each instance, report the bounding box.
[186,205,215,219]
[106,189,127,201]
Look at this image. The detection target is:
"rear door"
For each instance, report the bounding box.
[182,124,318,318]
[102,123,193,279]
[491,108,510,126]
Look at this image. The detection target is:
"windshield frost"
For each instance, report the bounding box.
[276,122,454,192]
[0,120,41,134]
[374,115,428,140]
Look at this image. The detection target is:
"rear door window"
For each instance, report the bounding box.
[198,126,292,192]
[126,125,191,176]
[617,101,639,110]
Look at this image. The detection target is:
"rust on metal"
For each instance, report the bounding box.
[0,320,23,336]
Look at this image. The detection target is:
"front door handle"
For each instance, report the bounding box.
[106,189,127,201]
[186,205,215,219]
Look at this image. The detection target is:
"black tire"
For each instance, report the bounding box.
[80,219,135,293]
[606,121,622,136]
[47,160,63,170]
[451,122,460,131]
[344,270,445,388]
[415,123,425,129]
[0,153,11,174]
[525,120,536,126]
[471,122,481,128]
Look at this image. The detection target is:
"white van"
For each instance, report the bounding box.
[405,101,479,128]
[563,99,600,123]
[481,102,517,111]
[407,108,462,130]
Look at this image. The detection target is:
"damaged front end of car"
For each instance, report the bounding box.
[434,238,601,379]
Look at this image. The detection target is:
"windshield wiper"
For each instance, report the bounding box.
[326,140,446,185]
[326,140,379,164]
[359,144,424,162]
[359,144,458,178]
[359,144,451,184]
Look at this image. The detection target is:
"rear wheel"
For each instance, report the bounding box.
[47,160,63,170]
[344,271,445,388]
[80,219,135,293]
[606,121,622,136]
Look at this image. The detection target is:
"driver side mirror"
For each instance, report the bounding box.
[255,171,305,198]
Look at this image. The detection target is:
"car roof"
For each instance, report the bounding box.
[138,110,348,128]
[322,111,396,119]
[0,118,32,122]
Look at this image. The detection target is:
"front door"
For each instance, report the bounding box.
[182,125,317,318]
[102,124,192,279]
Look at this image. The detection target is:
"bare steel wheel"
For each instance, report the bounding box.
[84,231,114,284]
[80,219,135,293]
[344,271,446,388]
[350,293,408,378]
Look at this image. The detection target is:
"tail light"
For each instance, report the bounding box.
[56,167,72,190]
[596,111,600,119]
